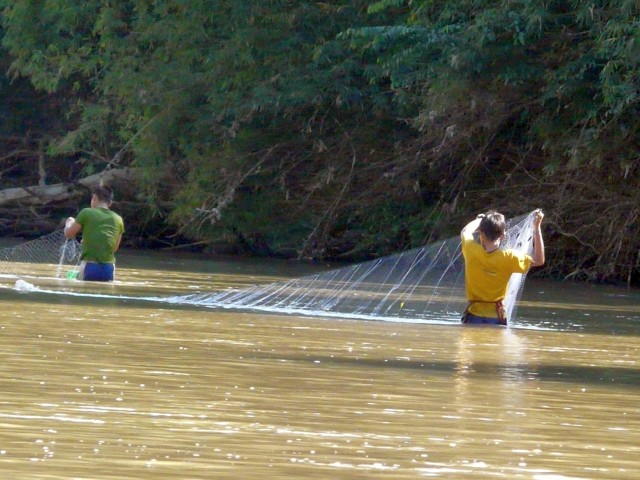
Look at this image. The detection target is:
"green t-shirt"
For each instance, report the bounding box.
[76,207,125,263]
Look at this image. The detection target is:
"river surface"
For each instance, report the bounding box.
[0,249,639,479]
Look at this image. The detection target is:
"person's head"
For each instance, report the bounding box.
[91,185,114,207]
[479,210,506,242]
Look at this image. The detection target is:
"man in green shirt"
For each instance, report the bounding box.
[64,185,125,281]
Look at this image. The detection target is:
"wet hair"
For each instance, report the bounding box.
[92,185,114,204]
[479,210,506,242]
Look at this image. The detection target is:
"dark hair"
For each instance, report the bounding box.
[92,185,113,204]
[479,210,506,242]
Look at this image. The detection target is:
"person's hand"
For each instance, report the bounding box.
[64,217,79,238]
[533,209,544,227]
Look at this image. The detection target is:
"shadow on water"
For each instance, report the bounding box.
[246,349,640,389]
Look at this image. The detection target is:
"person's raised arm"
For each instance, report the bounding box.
[530,209,545,267]
[461,214,484,242]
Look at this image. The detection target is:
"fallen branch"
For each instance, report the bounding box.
[0,167,138,206]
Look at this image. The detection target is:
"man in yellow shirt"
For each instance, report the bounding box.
[461,209,545,325]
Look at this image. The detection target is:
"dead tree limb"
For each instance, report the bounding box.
[0,167,138,206]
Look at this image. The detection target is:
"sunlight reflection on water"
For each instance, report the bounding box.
[0,257,638,479]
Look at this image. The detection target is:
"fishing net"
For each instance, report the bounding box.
[167,211,537,325]
[1,211,536,325]
[0,231,82,277]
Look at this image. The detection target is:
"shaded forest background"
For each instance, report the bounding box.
[0,0,638,285]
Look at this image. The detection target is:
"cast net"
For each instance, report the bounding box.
[0,231,82,278]
[167,210,537,324]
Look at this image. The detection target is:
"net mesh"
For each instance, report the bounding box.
[1,212,536,325]
[0,231,82,277]
[167,211,537,324]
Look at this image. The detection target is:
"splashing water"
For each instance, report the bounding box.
[56,239,77,277]
[14,279,39,292]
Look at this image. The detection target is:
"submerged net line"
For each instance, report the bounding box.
[0,231,82,277]
[167,211,537,324]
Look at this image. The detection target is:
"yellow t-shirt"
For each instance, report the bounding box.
[461,231,531,317]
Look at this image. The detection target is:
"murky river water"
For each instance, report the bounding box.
[0,250,639,479]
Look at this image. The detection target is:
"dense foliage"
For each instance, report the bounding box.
[0,0,638,284]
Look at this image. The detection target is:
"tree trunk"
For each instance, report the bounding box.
[0,168,137,206]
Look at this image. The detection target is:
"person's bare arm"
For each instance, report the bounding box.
[461,214,483,241]
[64,217,82,239]
[530,209,545,267]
